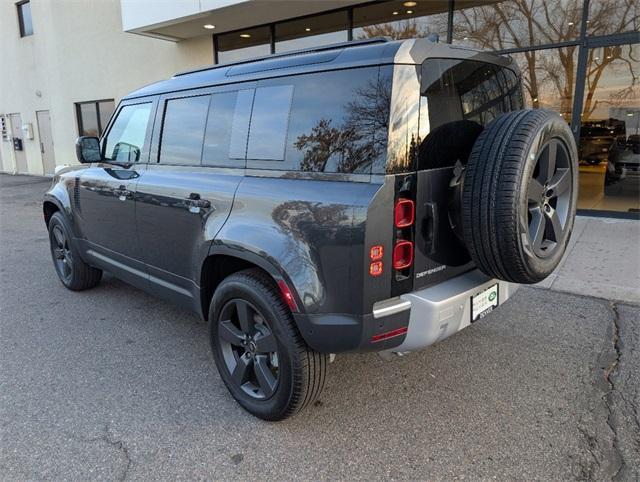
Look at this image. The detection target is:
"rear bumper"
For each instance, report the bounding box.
[385,269,519,353]
[294,269,519,354]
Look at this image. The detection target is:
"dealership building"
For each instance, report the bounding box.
[1,0,638,215]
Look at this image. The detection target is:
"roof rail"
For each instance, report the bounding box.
[173,37,389,78]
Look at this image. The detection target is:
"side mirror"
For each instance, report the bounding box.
[75,136,102,163]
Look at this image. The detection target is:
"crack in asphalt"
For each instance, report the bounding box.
[605,301,624,481]
[70,423,133,481]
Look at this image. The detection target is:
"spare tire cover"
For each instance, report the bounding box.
[462,109,579,284]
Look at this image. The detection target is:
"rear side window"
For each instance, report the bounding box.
[248,66,388,173]
[160,95,210,165]
[203,89,253,166]
[247,85,294,161]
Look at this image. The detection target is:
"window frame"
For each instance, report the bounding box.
[75,99,116,138]
[16,0,33,38]
[100,99,157,165]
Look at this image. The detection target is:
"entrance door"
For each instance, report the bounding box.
[9,114,28,173]
[36,110,56,175]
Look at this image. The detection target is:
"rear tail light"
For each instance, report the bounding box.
[369,261,383,277]
[370,245,384,261]
[393,240,414,270]
[394,198,415,228]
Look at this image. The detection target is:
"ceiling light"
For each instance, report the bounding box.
[406,10,413,14]
[392,11,399,15]
[305,27,311,32]
[606,55,612,58]
[240,33,251,38]
[594,56,599,60]
[403,1,417,6]
[204,24,215,29]
[568,21,574,26]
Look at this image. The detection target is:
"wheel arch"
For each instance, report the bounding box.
[200,247,301,321]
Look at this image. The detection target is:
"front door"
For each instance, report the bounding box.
[9,113,28,173]
[75,100,155,286]
[36,110,56,175]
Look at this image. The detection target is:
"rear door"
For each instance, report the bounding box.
[135,86,253,309]
[413,58,524,290]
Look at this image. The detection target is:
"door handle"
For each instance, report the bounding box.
[187,193,212,213]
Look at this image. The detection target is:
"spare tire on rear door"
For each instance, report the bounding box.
[462,109,579,284]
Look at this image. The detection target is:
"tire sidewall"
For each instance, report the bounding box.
[48,212,76,288]
[208,275,297,420]
[517,112,579,280]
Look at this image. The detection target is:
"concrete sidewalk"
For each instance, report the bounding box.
[537,216,640,303]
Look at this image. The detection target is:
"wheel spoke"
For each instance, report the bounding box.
[52,228,65,248]
[235,300,253,335]
[527,178,545,202]
[538,140,557,183]
[546,208,563,242]
[219,320,245,346]
[254,355,277,397]
[231,353,252,386]
[529,209,545,251]
[53,248,65,260]
[547,168,571,196]
[254,331,277,354]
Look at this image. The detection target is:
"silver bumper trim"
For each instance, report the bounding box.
[372,298,412,319]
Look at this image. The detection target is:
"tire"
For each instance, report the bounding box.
[462,109,578,284]
[209,269,327,421]
[48,211,103,290]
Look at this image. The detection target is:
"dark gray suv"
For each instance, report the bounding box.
[44,38,579,420]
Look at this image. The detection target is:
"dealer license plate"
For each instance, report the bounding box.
[471,284,499,322]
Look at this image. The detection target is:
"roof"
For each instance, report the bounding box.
[124,38,512,100]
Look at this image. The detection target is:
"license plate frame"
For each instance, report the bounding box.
[471,283,499,322]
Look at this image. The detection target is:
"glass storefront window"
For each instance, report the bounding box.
[578,43,639,213]
[353,0,448,41]
[275,11,348,53]
[587,0,639,36]
[452,0,583,50]
[217,26,271,64]
[509,47,578,120]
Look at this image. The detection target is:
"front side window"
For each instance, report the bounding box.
[103,103,152,162]
[17,0,33,37]
[159,95,210,165]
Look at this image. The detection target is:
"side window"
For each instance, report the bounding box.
[103,103,152,162]
[287,67,387,173]
[203,89,253,166]
[247,85,294,161]
[160,95,210,165]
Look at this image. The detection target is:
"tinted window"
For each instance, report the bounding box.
[103,103,152,162]
[421,59,523,129]
[17,1,33,37]
[228,89,254,160]
[287,67,388,173]
[247,85,294,161]
[160,95,210,165]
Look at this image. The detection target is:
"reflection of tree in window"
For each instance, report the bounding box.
[294,74,390,173]
[356,18,446,40]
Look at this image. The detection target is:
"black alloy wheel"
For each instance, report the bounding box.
[526,138,572,258]
[217,299,279,399]
[50,224,73,284]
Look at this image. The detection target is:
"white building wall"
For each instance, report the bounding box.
[0,0,213,175]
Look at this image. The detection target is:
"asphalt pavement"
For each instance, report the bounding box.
[1,174,638,480]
